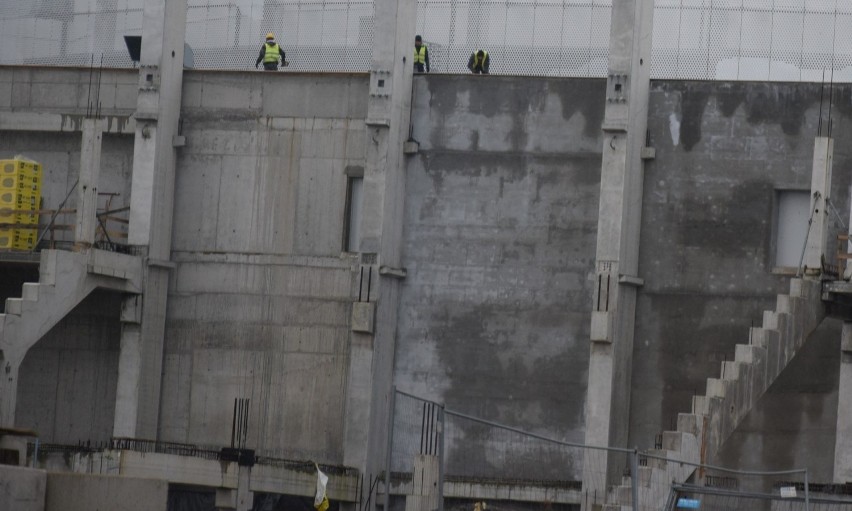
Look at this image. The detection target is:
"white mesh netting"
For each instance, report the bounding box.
[0,0,374,72]
[1,0,852,80]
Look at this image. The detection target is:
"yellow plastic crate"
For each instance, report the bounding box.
[0,211,37,226]
[0,176,42,193]
[0,159,42,179]
[1,186,41,200]
[0,230,12,249]
[13,230,35,250]
[0,229,36,250]
[0,192,38,209]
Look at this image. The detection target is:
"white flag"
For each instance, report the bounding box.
[314,465,329,511]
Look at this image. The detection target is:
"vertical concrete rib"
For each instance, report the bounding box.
[835,322,852,482]
[75,118,103,248]
[341,0,417,507]
[582,0,654,503]
[114,0,187,439]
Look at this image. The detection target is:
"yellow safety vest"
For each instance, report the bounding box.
[263,43,281,63]
[414,46,427,65]
[473,51,488,68]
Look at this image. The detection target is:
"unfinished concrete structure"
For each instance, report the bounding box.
[2,0,852,510]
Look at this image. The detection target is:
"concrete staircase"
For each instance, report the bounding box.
[606,277,826,511]
[0,248,143,425]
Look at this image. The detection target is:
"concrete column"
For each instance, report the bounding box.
[75,118,103,248]
[835,323,852,482]
[803,136,833,275]
[582,0,654,503]
[213,468,252,511]
[113,295,141,437]
[341,0,417,507]
[405,454,440,511]
[0,354,20,428]
[116,0,186,439]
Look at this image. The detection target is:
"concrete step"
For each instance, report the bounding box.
[21,282,39,301]
[4,298,22,316]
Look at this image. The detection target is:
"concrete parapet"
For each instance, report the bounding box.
[46,472,167,511]
[0,464,45,511]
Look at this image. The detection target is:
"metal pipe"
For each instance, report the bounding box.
[438,404,445,511]
[631,448,639,511]
[805,468,810,511]
[384,388,396,511]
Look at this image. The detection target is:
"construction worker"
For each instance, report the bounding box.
[255,33,288,71]
[414,35,430,73]
[467,50,489,74]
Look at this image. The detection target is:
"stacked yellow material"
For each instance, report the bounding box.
[0,158,42,250]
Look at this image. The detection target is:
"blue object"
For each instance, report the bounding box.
[676,498,701,509]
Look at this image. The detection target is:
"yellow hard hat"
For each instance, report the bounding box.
[266,33,275,40]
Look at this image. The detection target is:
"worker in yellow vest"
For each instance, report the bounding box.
[255,33,288,71]
[468,50,489,74]
[414,35,430,73]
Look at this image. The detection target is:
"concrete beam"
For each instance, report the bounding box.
[0,112,135,134]
[46,472,168,511]
[387,479,581,505]
[116,450,360,502]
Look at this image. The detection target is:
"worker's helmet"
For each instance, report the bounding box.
[266,33,275,40]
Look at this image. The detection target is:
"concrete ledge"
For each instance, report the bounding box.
[87,249,144,291]
[0,464,45,511]
[0,112,135,134]
[251,464,358,502]
[388,478,581,505]
[47,472,167,511]
[119,450,238,489]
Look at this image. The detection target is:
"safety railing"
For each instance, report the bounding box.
[387,388,847,511]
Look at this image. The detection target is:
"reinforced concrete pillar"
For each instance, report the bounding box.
[114,295,142,436]
[341,0,417,508]
[0,353,20,428]
[114,0,186,439]
[803,136,833,276]
[835,322,852,482]
[75,118,103,248]
[405,454,440,511]
[582,0,654,505]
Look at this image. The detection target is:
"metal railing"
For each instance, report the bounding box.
[388,388,852,511]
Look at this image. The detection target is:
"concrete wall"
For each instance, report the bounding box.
[46,472,167,511]
[16,291,121,444]
[2,65,850,479]
[0,464,45,511]
[395,75,605,480]
[633,81,852,475]
[158,72,368,462]
[0,67,138,115]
